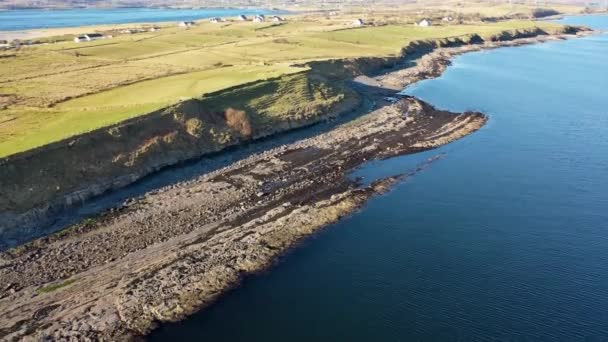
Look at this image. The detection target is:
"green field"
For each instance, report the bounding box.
[0,14,565,157]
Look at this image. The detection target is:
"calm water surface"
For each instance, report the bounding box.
[0,8,281,31]
[149,17,608,341]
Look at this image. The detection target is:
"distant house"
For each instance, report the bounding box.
[209,17,223,23]
[253,15,265,23]
[442,16,454,22]
[85,33,104,40]
[328,11,339,16]
[352,18,365,26]
[271,16,285,22]
[149,26,160,32]
[416,19,432,27]
[237,14,248,21]
[178,21,195,28]
[74,33,104,43]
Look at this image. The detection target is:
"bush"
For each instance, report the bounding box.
[531,8,560,18]
[225,108,252,137]
[185,118,204,138]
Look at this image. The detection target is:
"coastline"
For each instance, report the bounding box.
[0,25,592,244]
[0,23,161,41]
[0,29,592,340]
[375,30,596,92]
[0,8,287,41]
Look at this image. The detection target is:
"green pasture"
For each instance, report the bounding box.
[0,17,564,157]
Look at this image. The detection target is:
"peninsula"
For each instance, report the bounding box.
[0,3,595,340]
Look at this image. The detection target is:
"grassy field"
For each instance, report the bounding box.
[0,9,568,157]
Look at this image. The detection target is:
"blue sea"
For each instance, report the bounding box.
[0,8,281,31]
[149,16,608,341]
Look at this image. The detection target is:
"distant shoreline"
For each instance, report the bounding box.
[0,7,287,39]
[0,22,168,41]
[0,6,282,11]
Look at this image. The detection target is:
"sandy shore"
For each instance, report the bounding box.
[0,31,590,341]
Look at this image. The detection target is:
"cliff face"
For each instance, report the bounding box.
[0,25,587,243]
[306,26,586,80]
[0,72,360,242]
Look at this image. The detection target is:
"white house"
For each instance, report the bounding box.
[442,16,454,22]
[74,33,104,43]
[352,18,365,26]
[237,14,248,21]
[149,26,160,32]
[416,19,432,27]
[271,16,285,22]
[178,21,195,28]
[210,17,223,23]
[253,15,265,23]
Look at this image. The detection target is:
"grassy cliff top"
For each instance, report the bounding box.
[0,9,568,158]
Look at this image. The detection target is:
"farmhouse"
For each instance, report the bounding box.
[178,21,195,27]
[352,18,365,26]
[253,15,265,23]
[85,33,103,40]
[73,33,104,43]
[442,16,454,22]
[416,19,432,27]
[271,16,285,22]
[210,17,223,23]
[237,14,248,21]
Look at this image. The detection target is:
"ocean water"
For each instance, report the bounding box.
[555,13,608,28]
[149,16,608,341]
[0,8,281,31]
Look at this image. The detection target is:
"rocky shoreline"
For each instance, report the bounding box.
[0,29,592,341]
[374,30,594,91]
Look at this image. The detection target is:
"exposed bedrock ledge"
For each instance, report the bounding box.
[0,95,487,341]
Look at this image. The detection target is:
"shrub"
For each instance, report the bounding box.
[224,108,252,137]
[185,118,204,138]
[531,8,560,18]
